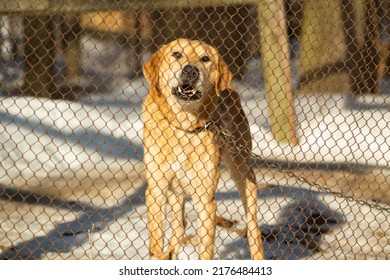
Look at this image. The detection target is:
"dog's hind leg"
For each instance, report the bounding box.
[223,152,265,260]
[244,178,265,260]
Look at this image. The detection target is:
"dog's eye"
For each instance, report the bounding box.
[201,56,210,62]
[172,52,182,59]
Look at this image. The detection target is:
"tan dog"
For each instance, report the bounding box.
[142,39,264,260]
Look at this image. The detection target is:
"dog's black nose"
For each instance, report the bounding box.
[181,65,199,84]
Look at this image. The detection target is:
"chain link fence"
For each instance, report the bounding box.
[0,0,389,260]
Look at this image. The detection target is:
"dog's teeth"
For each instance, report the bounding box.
[178,87,183,93]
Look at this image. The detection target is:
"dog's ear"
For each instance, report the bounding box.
[143,50,163,90]
[216,58,233,95]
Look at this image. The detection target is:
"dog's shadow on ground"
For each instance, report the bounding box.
[0,184,343,260]
[218,185,344,260]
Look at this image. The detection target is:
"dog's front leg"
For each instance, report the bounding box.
[146,183,167,259]
[167,189,185,259]
[194,194,217,260]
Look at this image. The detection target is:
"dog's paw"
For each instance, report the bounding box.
[181,234,196,246]
[150,249,175,260]
[216,215,239,229]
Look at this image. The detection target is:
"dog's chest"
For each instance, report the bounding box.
[169,130,219,185]
[172,130,215,165]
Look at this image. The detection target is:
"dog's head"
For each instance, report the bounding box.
[143,39,232,110]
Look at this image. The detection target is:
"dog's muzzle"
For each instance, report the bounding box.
[172,65,202,101]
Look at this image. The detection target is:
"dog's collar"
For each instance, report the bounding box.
[171,119,214,134]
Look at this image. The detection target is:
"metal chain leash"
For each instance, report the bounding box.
[254,153,390,214]
[217,127,390,214]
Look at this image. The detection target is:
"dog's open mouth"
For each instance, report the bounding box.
[172,84,202,101]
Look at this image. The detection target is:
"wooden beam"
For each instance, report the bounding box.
[298,60,346,86]
[62,15,81,80]
[299,0,348,93]
[258,0,298,145]
[358,0,381,94]
[340,0,364,96]
[22,15,55,98]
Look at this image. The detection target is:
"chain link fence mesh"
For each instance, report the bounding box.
[0,0,389,260]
